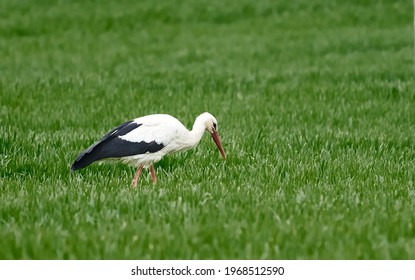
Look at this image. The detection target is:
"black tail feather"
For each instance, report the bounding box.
[70,120,136,171]
[71,145,104,171]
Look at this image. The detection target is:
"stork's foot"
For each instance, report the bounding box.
[131,165,143,188]
[150,164,157,185]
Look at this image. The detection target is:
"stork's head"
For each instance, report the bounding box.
[198,112,226,160]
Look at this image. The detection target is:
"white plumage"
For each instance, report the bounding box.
[71,112,226,187]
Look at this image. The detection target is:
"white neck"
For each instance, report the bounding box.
[187,115,207,147]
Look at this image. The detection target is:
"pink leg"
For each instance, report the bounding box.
[131,165,143,188]
[150,164,157,185]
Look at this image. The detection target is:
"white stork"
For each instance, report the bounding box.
[71,112,226,187]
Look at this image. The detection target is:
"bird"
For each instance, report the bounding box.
[71,112,226,187]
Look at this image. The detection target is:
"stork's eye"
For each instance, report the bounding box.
[213,123,217,130]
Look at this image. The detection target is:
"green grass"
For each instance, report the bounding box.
[1,0,415,259]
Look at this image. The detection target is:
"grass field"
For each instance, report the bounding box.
[1,0,414,259]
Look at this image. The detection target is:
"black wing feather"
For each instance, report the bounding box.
[71,121,164,171]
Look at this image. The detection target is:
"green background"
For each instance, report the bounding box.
[1,0,414,259]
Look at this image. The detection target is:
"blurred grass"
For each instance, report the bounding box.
[1,0,415,259]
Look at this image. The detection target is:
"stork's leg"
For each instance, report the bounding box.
[149,164,157,185]
[131,165,143,188]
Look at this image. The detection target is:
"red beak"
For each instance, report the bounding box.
[211,131,226,160]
